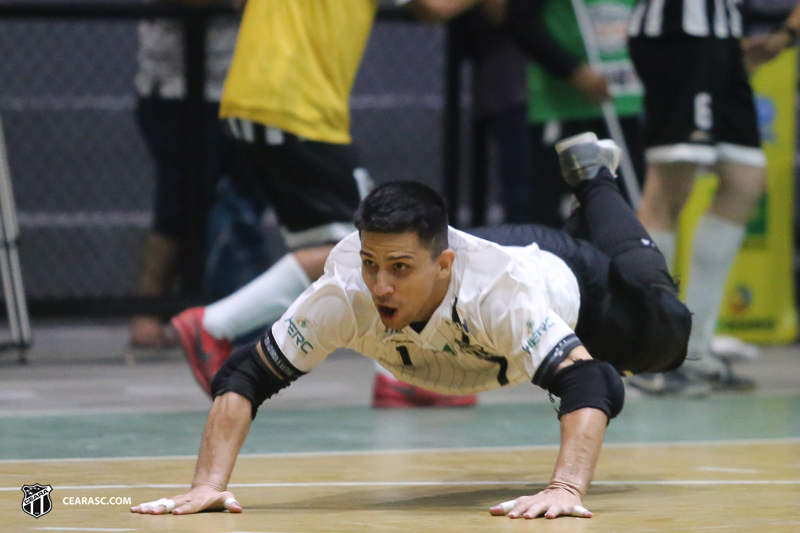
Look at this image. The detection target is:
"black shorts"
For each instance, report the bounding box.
[224,118,369,249]
[467,225,629,363]
[629,35,762,163]
[136,98,264,239]
[468,224,689,374]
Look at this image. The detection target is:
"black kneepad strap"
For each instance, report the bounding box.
[547,359,625,421]
[211,333,306,419]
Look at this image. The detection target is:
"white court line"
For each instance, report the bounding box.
[697,466,761,474]
[1,436,799,465]
[35,529,136,532]
[3,479,800,493]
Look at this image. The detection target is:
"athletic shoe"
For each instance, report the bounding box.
[688,361,757,393]
[683,351,757,393]
[372,373,478,408]
[171,307,232,396]
[700,368,757,392]
[555,132,622,186]
[711,335,760,363]
[626,370,711,397]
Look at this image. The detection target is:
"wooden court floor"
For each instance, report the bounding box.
[1,344,799,532]
[2,440,799,532]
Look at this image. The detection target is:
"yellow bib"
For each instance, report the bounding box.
[220,0,379,144]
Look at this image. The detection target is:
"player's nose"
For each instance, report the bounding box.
[373,270,394,297]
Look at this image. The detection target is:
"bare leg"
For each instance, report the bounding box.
[294,244,336,281]
[130,232,182,347]
[637,162,699,232]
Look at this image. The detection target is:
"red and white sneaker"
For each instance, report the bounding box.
[171,307,232,396]
[372,373,477,408]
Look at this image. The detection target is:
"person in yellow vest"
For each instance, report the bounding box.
[170,0,498,408]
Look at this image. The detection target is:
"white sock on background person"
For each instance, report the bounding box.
[203,253,312,340]
[683,214,746,374]
[649,230,676,272]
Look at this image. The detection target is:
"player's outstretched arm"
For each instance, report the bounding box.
[490,345,623,518]
[403,0,494,24]
[490,407,606,519]
[130,392,252,515]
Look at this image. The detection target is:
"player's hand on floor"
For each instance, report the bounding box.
[489,487,592,519]
[130,485,242,515]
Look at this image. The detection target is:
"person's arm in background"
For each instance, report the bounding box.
[742,2,800,69]
[500,0,610,104]
[402,0,487,23]
[403,0,610,105]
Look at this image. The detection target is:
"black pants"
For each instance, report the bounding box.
[469,172,691,374]
[136,97,267,239]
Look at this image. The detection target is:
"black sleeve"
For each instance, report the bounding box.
[210,332,307,420]
[547,359,625,420]
[532,334,584,388]
[502,0,583,79]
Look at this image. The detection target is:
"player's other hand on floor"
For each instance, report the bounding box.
[130,485,242,515]
[489,488,592,519]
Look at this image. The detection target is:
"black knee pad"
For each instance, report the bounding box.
[634,289,692,373]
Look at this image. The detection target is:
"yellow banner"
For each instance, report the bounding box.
[675,49,797,343]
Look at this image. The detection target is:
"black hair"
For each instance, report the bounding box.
[353,181,449,256]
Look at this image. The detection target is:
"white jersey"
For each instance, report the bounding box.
[270,228,581,394]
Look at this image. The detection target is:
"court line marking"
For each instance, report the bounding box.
[35,529,136,532]
[697,466,760,474]
[3,479,800,493]
[1,436,798,464]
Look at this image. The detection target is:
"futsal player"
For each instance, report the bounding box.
[131,132,691,519]
[626,0,770,393]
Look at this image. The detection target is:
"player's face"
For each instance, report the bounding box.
[360,231,454,330]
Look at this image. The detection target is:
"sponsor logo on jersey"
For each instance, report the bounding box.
[522,317,556,355]
[284,317,314,354]
[441,344,457,356]
[21,484,53,518]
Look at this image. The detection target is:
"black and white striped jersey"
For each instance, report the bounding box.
[627,0,743,38]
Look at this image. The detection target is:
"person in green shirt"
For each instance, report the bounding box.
[509,0,646,227]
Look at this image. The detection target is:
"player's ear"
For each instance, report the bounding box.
[436,249,455,277]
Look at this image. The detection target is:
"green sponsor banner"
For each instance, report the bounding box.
[675,50,798,343]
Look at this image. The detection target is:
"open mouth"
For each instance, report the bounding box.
[377,305,398,320]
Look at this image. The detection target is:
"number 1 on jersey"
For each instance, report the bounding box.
[396,346,412,366]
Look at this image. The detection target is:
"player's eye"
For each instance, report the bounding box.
[393,262,409,272]
[362,258,377,268]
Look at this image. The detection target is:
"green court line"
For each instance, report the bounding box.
[1,395,798,460]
